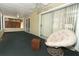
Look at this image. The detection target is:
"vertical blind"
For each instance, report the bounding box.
[64,4,78,32]
[41,3,79,39]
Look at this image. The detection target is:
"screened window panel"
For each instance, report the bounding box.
[41,12,53,37]
[52,9,65,32]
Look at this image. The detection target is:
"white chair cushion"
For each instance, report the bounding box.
[45,29,77,47]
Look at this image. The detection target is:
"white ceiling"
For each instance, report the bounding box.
[0,3,39,18]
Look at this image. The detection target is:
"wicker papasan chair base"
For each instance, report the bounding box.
[47,47,64,56]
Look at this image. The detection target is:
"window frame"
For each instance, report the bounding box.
[39,3,76,38]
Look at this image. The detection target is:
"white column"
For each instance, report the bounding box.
[75,12,79,52]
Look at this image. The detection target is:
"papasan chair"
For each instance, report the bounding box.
[45,29,77,56]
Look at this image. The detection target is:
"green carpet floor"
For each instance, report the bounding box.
[0,31,50,56]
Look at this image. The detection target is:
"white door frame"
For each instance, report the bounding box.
[0,13,3,30]
[24,18,30,33]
